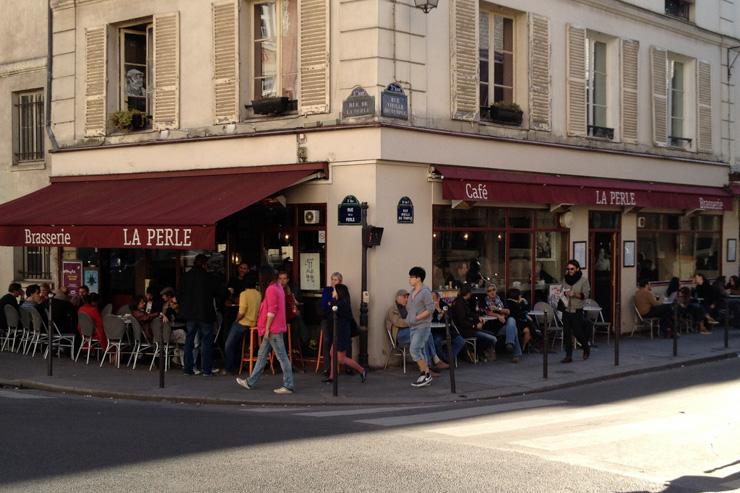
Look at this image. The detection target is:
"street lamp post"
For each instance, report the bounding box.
[413,0,439,13]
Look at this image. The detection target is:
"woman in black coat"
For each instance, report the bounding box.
[323,283,367,383]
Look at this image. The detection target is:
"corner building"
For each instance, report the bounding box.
[1,0,739,367]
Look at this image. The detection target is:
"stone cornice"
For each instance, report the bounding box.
[0,57,47,79]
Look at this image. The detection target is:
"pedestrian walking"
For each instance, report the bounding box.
[319,272,343,374]
[322,283,367,383]
[406,266,435,387]
[560,259,592,363]
[236,266,294,394]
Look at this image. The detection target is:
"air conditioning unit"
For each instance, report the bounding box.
[637,216,646,228]
[304,209,320,224]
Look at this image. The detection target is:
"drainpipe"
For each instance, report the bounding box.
[46,0,59,151]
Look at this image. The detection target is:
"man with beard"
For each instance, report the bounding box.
[561,259,592,363]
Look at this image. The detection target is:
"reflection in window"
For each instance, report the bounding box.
[252,0,298,101]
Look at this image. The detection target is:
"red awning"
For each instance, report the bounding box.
[437,165,732,211]
[0,163,325,250]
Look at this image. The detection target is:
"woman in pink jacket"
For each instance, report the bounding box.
[236,266,294,394]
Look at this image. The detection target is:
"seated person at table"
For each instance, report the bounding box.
[160,287,186,345]
[676,287,711,335]
[505,288,532,355]
[431,291,465,363]
[223,283,261,375]
[130,295,159,342]
[634,280,674,336]
[451,285,497,361]
[78,293,107,348]
[385,289,449,373]
[482,284,522,363]
[693,273,720,322]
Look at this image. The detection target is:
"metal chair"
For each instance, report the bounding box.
[18,307,34,355]
[149,317,178,371]
[126,316,153,370]
[75,311,102,364]
[584,299,611,345]
[2,305,21,352]
[101,303,113,317]
[533,301,563,351]
[116,305,131,316]
[384,327,411,374]
[100,315,128,368]
[24,307,49,358]
[632,304,659,340]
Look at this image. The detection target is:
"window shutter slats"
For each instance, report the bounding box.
[696,61,712,154]
[154,12,180,130]
[85,27,106,137]
[212,1,239,124]
[449,0,478,121]
[566,24,586,137]
[300,0,330,115]
[528,13,550,131]
[650,46,668,146]
[621,39,639,143]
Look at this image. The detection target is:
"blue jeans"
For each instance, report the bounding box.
[434,333,466,363]
[184,320,213,375]
[398,327,436,365]
[497,317,523,357]
[247,333,294,390]
[224,322,249,374]
[474,330,497,348]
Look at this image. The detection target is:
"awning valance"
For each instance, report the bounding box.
[0,163,325,249]
[437,165,732,211]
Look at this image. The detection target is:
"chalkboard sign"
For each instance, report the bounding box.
[338,195,362,225]
[381,82,408,120]
[397,196,414,224]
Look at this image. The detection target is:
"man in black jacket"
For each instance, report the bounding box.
[179,254,224,376]
[0,282,23,331]
[451,285,497,360]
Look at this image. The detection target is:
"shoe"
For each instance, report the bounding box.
[411,372,432,387]
[201,372,213,377]
[321,376,334,383]
[583,345,591,360]
[211,367,220,374]
[505,343,515,354]
[360,368,368,383]
[700,329,712,335]
[435,360,450,370]
[321,370,329,378]
[706,316,719,325]
[274,386,294,394]
[560,356,573,363]
[219,369,229,376]
[235,377,252,390]
[511,357,520,363]
[193,369,202,375]
[183,370,195,376]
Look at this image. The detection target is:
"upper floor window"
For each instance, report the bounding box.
[119,23,153,116]
[668,59,691,148]
[250,0,298,106]
[586,39,608,138]
[13,89,44,163]
[665,0,691,21]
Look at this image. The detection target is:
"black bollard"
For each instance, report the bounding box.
[672,302,678,357]
[724,300,729,349]
[159,319,165,388]
[47,294,54,376]
[332,306,338,397]
[443,306,455,394]
[614,301,620,366]
[542,312,548,379]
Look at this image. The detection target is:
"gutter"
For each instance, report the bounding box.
[45,0,59,151]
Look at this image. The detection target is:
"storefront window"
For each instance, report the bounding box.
[433,207,568,302]
[637,213,721,282]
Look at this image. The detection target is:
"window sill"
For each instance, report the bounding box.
[586,135,616,143]
[11,160,46,171]
[479,119,528,130]
[241,112,300,123]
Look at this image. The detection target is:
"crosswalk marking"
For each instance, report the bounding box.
[295,404,437,418]
[356,399,565,427]
[0,389,51,400]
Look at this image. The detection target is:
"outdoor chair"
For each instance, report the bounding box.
[149,317,180,372]
[584,299,611,345]
[632,304,659,340]
[384,327,411,374]
[75,311,102,364]
[2,305,21,352]
[126,316,153,370]
[18,307,34,355]
[533,301,563,352]
[115,305,131,316]
[24,307,49,358]
[48,313,76,360]
[100,303,113,318]
[100,315,128,368]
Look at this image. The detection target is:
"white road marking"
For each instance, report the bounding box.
[356,399,565,427]
[296,404,438,418]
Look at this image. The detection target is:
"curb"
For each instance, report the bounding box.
[2,350,738,407]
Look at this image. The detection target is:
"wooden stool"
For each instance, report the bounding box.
[238,327,274,376]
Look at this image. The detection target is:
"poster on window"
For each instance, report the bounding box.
[300,253,321,291]
[536,232,554,260]
[62,261,83,297]
[83,268,99,293]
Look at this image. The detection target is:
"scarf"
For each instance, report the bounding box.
[564,269,582,286]
[397,302,408,319]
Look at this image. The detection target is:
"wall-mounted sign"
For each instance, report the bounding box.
[381,82,408,120]
[342,86,375,119]
[300,253,321,291]
[83,268,99,292]
[338,195,362,225]
[62,261,83,297]
[397,196,414,223]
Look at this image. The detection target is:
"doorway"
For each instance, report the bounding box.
[589,212,620,326]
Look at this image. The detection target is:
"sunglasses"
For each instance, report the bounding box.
[566,267,577,272]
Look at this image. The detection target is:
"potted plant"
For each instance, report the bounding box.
[250,96,294,115]
[111,109,150,131]
[489,101,523,126]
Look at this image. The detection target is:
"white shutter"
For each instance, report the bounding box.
[212,1,239,124]
[449,0,478,121]
[566,25,587,137]
[621,39,639,143]
[528,13,550,131]
[650,46,668,146]
[153,12,180,130]
[696,61,712,154]
[84,27,106,137]
[300,0,330,114]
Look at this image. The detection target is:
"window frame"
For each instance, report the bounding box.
[584,31,619,141]
[479,8,517,115]
[12,89,45,165]
[21,246,52,281]
[666,54,695,150]
[586,38,609,137]
[118,23,153,116]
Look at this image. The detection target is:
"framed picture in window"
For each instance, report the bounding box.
[727,239,737,262]
[536,232,554,261]
[623,240,635,268]
[573,241,586,269]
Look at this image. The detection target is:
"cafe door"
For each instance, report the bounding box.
[588,212,620,326]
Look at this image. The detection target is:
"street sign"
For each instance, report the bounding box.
[397,196,414,223]
[338,195,361,225]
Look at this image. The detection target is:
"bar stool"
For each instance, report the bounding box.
[238,327,274,376]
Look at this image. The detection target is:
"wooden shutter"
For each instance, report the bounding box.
[621,39,639,143]
[84,27,106,137]
[449,0,478,121]
[153,12,180,130]
[650,46,668,146]
[528,13,550,131]
[566,25,586,137]
[300,0,330,115]
[212,1,239,124]
[696,61,712,154]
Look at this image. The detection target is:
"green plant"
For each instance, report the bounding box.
[490,101,522,112]
[111,109,148,130]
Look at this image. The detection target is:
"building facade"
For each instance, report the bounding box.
[1,0,740,366]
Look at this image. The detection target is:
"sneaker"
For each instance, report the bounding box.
[273,386,294,394]
[235,377,252,390]
[511,356,520,364]
[706,316,719,325]
[505,343,515,354]
[411,372,432,388]
[193,369,202,375]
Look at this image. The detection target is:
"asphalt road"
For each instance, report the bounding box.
[1,358,738,492]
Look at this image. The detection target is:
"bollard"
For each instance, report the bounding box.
[672,302,678,357]
[614,301,620,366]
[542,313,548,379]
[159,320,165,388]
[443,306,455,394]
[332,305,338,397]
[724,301,729,349]
[47,294,54,377]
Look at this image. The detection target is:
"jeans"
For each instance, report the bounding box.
[433,333,466,363]
[474,330,497,348]
[184,320,213,375]
[398,327,437,365]
[496,317,523,357]
[409,325,431,362]
[247,333,294,390]
[224,322,249,374]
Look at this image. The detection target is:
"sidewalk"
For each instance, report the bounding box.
[1,330,738,406]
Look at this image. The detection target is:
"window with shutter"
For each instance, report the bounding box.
[696,61,712,154]
[528,13,550,131]
[450,0,479,121]
[621,39,639,144]
[153,12,180,130]
[650,47,668,146]
[566,25,586,137]
[299,0,329,115]
[119,22,153,125]
[213,1,240,124]
[85,27,107,137]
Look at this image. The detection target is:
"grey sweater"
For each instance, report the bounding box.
[406,285,434,329]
